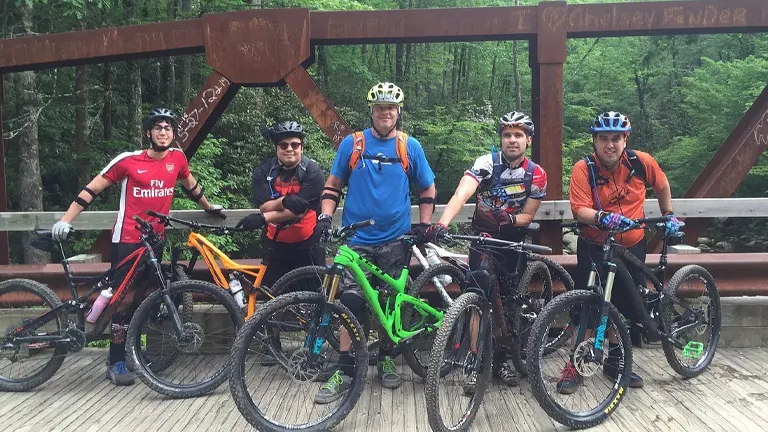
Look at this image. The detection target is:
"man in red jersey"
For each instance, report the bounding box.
[51,107,223,386]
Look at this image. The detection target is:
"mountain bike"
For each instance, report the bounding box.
[228,219,449,431]
[0,216,243,397]
[526,216,721,428]
[422,233,553,432]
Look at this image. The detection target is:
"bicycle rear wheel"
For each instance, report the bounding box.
[403,262,464,378]
[661,265,721,378]
[509,260,552,376]
[229,291,368,432]
[527,289,632,429]
[425,292,493,432]
[0,279,68,391]
[126,279,244,398]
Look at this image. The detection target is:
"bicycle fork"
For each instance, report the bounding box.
[304,268,343,361]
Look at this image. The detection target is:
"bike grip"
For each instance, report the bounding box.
[524,243,552,254]
[642,216,670,224]
[350,219,375,230]
[132,215,150,228]
[145,210,160,217]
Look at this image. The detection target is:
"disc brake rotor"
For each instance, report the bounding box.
[573,339,601,377]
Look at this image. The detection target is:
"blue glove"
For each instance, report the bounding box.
[664,212,681,236]
[599,212,636,231]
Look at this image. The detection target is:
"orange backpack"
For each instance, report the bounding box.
[348,131,410,174]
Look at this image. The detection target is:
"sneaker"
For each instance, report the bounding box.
[556,361,582,395]
[603,361,644,388]
[106,361,135,386]
[314,371,352,404]
[463,371,477,395]
[493,361,519,387]
[378,356,402,389]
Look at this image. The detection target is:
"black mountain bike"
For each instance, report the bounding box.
[0,215,243,398]
[526,216,721,428]
[424,233,558,432]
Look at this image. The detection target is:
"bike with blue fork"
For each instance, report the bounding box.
[526,215,721,429]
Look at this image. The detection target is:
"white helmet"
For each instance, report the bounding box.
[498,111,534,136]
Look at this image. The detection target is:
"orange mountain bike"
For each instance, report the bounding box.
[148,211,279,319]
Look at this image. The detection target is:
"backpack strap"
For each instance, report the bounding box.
[623,149,648,186]
[491,148,504,189]
[523,159,538,197]
[296,155,310,184]
[348,131,366,171]
[583,155,603,212]
[396,131,410,175]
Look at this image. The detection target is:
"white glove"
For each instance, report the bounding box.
[51,221,73,241]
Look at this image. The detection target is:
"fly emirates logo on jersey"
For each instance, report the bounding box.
[133,179,175,198]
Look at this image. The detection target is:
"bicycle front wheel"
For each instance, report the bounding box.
[229,291,368,432]
[126,279,244,398]
[509,260,552,376]
[527,289,632,429]
[661,265,721,378]
[425,292,493,432]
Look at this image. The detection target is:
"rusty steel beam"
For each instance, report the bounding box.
[0,20,204,73]
[531,2,566,255]
[565,0,768,37]
[0,77,8,264]
[648,83,768,252]
[310,7,538,44]
[177,71,239,158]
[284,66,351,148]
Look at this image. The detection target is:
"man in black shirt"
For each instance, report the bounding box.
[236,121,325,288]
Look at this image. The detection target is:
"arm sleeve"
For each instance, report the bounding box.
[638,151,668,190]
[251,164,272,207]
[177,152,191,180]
[329,134,354,181]
[99,153,130,183]
[464,154,493,183]
[407,137,435,189]
[530,165,548,200]
[569,160,595,215]
[297,162,325,207]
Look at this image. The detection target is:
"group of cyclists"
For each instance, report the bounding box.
[48,81,680,404]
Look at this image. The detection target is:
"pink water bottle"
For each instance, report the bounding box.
[86,288,113,324]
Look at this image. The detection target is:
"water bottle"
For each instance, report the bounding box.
[86,287,113,324]
[425,248,452,286]
[229,273,246,309]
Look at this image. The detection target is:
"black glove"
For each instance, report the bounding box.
[409,223,431,244]
[424,223,448,243]
[236,213,266,231]
[282,194,310,215]
[316,216,333,243]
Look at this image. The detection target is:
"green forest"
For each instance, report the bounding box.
[1,0,767,263]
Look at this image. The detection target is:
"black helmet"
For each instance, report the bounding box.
[144,107,178,131]
[262,121,306,142]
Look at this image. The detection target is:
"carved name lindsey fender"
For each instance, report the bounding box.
[754,110,768,148]
[565,5,753,32]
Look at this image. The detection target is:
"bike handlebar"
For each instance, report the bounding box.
[561,215,685,233]
[331,219,375,240]
[444,234,552,254]
[146,210,246,232]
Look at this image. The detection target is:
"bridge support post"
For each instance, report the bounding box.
[0,76,9,264]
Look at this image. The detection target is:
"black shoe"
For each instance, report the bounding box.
[493,361,519,387]
[603,361,644,388]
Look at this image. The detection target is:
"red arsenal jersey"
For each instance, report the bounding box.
[100,148,191,243]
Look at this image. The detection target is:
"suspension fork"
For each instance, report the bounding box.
[591,262,617,363]
[303,265,343,360]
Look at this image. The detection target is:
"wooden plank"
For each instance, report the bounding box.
[3,197,768,232]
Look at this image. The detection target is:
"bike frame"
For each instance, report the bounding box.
[173,231,267,318]
[7,231,172,348]
[323,241,445,345]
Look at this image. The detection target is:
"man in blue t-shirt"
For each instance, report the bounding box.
[314,82,436,404]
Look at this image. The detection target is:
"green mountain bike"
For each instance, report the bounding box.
[228,219,449,431]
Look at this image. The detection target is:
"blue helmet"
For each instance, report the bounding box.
[590,111,631,134]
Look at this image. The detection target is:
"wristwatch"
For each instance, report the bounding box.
[317,213,333,222]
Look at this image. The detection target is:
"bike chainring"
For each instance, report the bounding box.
[65,327,87,353]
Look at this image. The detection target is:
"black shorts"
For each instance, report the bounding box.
[260,230,325,289]
[575,237,646,323]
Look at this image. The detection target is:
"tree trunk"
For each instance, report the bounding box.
[317,45,329,89]
[489,42,499,102]
[17,2,47,264]
[514,0,521,110]
[179,0,192,103]
[102,65,114,141]
[126,0,142,147]
[395,43,404,83]
[75,65,89,186]
[361,45,367,63]
[405,43,412,78]
[451,44,458,100]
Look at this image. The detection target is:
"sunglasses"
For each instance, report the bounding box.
[277,142,302,150]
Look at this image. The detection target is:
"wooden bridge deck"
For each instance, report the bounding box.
[1,347,767,431]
